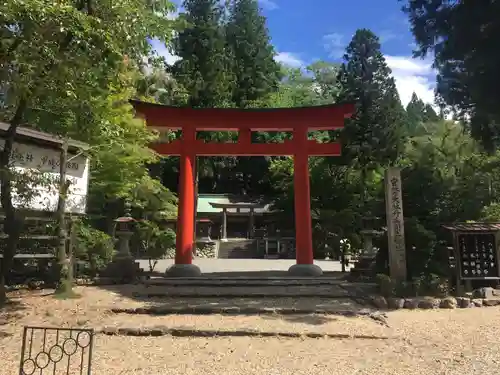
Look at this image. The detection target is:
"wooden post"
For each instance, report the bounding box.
[175,127,196,265]
[293,127,314,265]
[384,167,407,280]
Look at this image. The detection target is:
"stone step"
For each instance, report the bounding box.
[98,326,390,339]
[217,240,258,259]
[110,305,377,316]
[134,284,351,297]
[143,277,350,287]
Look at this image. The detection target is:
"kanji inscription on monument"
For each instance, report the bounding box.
[385,167,407,280]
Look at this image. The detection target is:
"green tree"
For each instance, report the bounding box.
[171,0,234,108]
[307,61,341,104]
[0,0,177,303]
[225,0,281,107]
[406,93,440,135]
[406,92,426,132]
[402,0,500,150]
[336,29,407,211]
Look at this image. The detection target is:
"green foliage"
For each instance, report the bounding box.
[406,92,439,134]
[376,273,451,298]
[226,0,281,107]
[481,203,500,222]
[336,29,407,171]
[402,0,500,151]
[136,220,176,272]
[171,0,234,108]
[74,221,115,276]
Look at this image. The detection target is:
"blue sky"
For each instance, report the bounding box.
[154,0,436,106]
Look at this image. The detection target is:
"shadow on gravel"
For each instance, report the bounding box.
[261,314,340,326]
[96,282,382,327]
[0,298,27,338]
[92,269,382,326]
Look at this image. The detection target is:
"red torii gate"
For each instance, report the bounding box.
[131,100,354,277]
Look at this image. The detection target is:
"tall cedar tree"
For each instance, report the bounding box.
[336,29,407,181]
[225,0,281,195]
[406,92,439,134]
[171,0,234,108]
[225,0,281,107]
[402,0,500,150]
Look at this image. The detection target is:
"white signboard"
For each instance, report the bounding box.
[384,167,407,280]
[0,139,89,214]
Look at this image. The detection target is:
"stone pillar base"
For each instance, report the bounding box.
[288,263,323,277]
[165,263,202,277]
[101,256,140,283]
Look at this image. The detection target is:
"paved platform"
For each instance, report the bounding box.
[136,258,350,277]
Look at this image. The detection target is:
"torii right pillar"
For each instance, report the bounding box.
[288,126,323,276]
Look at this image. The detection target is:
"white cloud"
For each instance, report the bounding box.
[385,55,436,107]
[323,33,345,59]
[274,52,304,68]
[149,38,180,65]
[379,30,401,45]
[259,0,278,10]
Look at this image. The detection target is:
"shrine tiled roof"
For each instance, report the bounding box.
[197,194,274,214]
[442,223,500,232]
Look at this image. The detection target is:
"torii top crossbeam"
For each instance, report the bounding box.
[130,99,354,131]
[130,100,355,157]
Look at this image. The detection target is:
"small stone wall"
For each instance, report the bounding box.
[157,242,217,259]
[370,287,500,310]
[195,242,217,258]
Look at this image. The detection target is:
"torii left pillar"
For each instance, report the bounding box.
[165,126,201,277]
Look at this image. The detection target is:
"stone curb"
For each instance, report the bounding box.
[97,326,391,340]
[369,295,500,310]
[110,306,378,316]
[132,292,350,298]
[143,280,347,287]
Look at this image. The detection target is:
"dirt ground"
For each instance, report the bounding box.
[2,285,500,375]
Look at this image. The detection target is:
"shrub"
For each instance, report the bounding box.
[135,220,176,272]
[375,273,395,297]
[74,222,115,277]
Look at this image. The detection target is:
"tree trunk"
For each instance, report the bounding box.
[0,99,27,306]
[55,139,73,295]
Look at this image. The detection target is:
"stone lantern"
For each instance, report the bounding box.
[114,205,136,258]
[352,216,384,276]
[102,201,140,281]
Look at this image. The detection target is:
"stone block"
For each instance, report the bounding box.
[456,297,471,308]
[418,297,441,309]
[165,263,202,277]
[100,256,140,283]
[287,264,323,277]
[387,297,405,309]
[370,295,388,309]
[483,298,500,307]
[472,287,495,299]
[472,298,484,307]
[403,298,419,309]
[439,297,457,309]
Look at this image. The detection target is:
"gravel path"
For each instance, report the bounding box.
[2,287,500,374]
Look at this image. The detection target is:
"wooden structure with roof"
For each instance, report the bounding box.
[443,223,500,290]
[0,121,90,214]
[196,194,276,241]
[131,100,354,276]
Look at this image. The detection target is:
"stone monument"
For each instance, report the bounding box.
[384,167,407,281]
